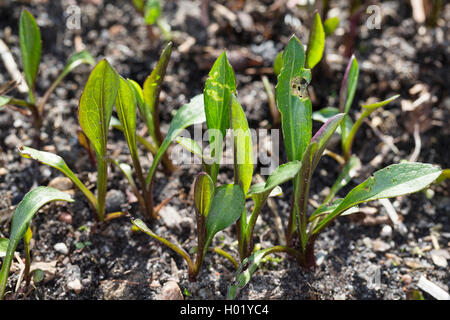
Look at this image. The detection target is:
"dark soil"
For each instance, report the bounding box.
[0,0,448,300]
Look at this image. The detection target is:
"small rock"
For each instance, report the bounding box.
[430,249,449,268]
[158,281,184,300]
[105,189,125,213]
[372,239,391,252]
[380,225,393,238]
[0,168,7,176]
[58,212,72,224]
[362,237,372,249]
[67,279,82,294]
[334,293,346,300]
[48,177,73,191]
[31,261,57,283]
[54,242,69,255]
[4,134,21,149]
[315,251,327,266]
[159,206,182,231]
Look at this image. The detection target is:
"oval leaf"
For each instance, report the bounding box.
[314,162,442,234]
[0,187,73,299]
[306,12,325,69]
[194,172,215,217]
[205,184,245,249]
[19,9,41,97]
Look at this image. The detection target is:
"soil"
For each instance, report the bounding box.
[0,0,448,300]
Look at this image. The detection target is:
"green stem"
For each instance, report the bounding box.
[211,247,239,269]
[342,109,370,160]
[23,238,31,287]
[96,157,108,222]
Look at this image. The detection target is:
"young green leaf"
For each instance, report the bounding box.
[132,0,145,12]
[339,55,359,143]
[312,107,353,135]
[310,113,345,170]
[273,51,283,76]
[0,96,11,107]
[143,42,172,144]
[144,0,162,25]
[204,184,245,252]
[248,161,302,196]
[324,17,340,37]
[276,35,312,162]
[194,172,215,217]
[79,59,120,220]
[18,146,97,209]
[175,137,211,161]
[231,94,253,194]
[313,163,442,234]
[116,78,138,160]
[204,52,237,183]
[361,94,400,111]
[227,247,272,300]
[0,238,8,258]
[306,12,325,69]
[59,50,96,82]
[79,59,120,158]
[0,187,73,299]
[309,198,359,222]
[323,155,361,204]
[19,9,41,102]
[145,94,206,187]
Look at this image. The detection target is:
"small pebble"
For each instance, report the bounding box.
[67,279,82,294]
[158,281,184,300]
[54,242,69,255]
[48,177,73,191]
[58,212,73,224]
[380,225,393,238]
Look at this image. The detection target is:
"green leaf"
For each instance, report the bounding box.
[204,52,237,183]
[79,59,120,158]
[227,247,273,299]
[175,137,211,160]
[312,107,353,135]
[231,95,253,194]
[143,42,172,143]
[309,198,359,222]
[0,96,11,107]
[204,184,245,250]
[18,146,97,209]
[116,78,138,158]
[339,55,359,143]
[306,12,325,69]
[310,113,345,170]
[0,238,8,258]
[132,0,145,12]
[0,187,73,299]
[19,9,41,101]
[194,172,215,217]
[314,162,442,234]
[248,161,302,196]
[145,94,206,187]
[78,59,120,220]
[59,50,95,81]
[324,17,339,37]
[276,35,312,162]
[362,94,400,111]
[273,51,283,76]
[323,155,361,204]
[144,0,162,25]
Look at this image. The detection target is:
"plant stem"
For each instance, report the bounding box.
[23,238,31,287]
[96,157,108,222]
[211,247,239,269]
[342,109,369,161]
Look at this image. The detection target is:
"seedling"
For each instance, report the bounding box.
[131,0,171,41]
[20,55,205,221]
[131,53,304,281]
[227,36,442,299]
[0,187,73,299]
[0,9,95,147]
